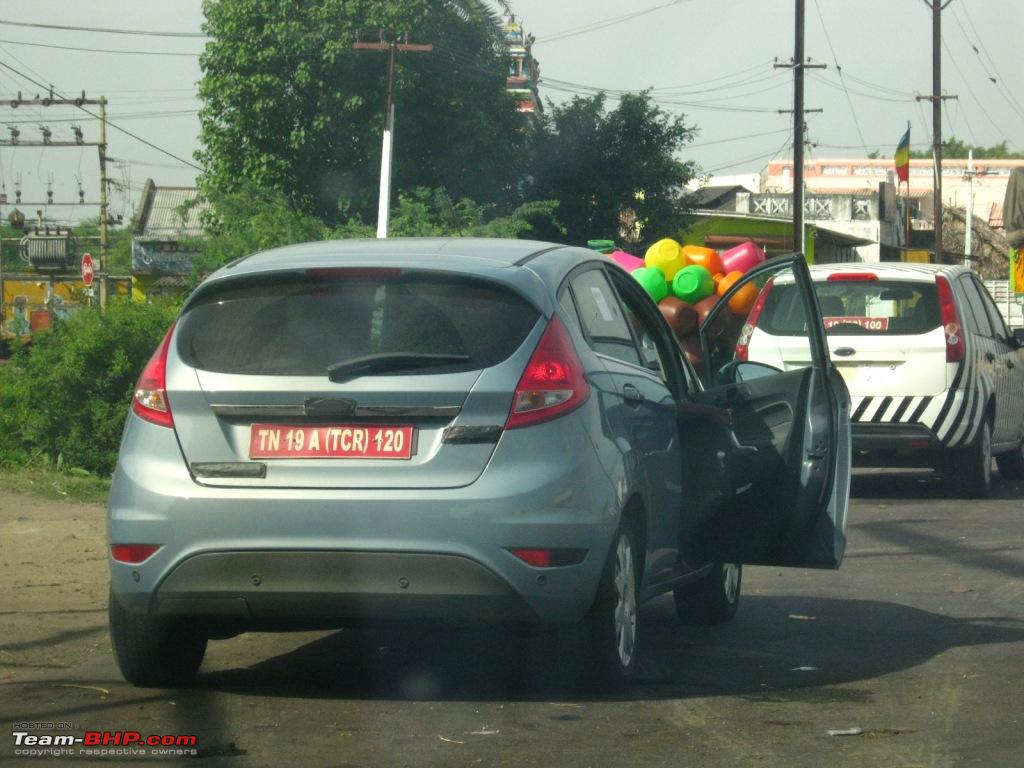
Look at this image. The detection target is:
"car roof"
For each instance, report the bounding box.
[809,262,969,282]
[221,237,570,275]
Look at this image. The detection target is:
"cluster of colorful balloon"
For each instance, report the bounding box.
[609,238,767,371]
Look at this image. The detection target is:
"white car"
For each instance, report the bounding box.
[741,262,1024,497]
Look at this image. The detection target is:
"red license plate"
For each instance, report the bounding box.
[249,424,414,459]
[823,316,889,331]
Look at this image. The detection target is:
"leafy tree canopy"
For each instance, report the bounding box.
[197,0,525,223]
[527,92,698,249]
[908,137,1024,160]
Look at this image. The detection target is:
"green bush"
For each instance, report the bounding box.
[0,300,179,475]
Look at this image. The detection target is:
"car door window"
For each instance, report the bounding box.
[569,269,643,367]
[960,276,996,337]
[973,277,1012,340]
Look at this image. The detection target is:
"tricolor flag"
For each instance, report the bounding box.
[894,125,910,184]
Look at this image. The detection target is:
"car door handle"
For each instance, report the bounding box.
[985,351,996,363]
[833,347,856,357]
[622,384,644,406]
[728,431,758,455]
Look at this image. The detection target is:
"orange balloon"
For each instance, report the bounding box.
[681,245,723,275]
[716,271,759,315]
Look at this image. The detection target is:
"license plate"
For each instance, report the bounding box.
[249,424,414,459]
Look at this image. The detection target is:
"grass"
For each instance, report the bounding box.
[0,464,111,504]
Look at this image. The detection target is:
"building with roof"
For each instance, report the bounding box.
[764,157,1024,232]
[131,179,209,276]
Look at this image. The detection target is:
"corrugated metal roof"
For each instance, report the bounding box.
[135,180,209,239]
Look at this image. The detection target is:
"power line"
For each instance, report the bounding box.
[0,59,202,171]
[951,1,1024,120]
[535,0,690,44]
[0,38,202,57]
[810,0,869,155]
[939,37,1015,147]
[0,19,206,38]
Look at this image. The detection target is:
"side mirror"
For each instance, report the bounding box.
[1013,328,1024,348]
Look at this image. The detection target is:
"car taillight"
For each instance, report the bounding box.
[935,275,965,363]
[505,316,589,429]
[827,272,878,281]
[734,278,775,362]
[110,544,160,564]
[132,323,176,428]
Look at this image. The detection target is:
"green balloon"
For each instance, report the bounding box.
[633,266,669,302]
[672,265,714,304]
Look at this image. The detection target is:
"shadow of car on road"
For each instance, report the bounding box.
[850,467,1024,500]
[181,594,1024,704]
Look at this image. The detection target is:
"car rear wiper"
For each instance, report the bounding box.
[327,352,470,383]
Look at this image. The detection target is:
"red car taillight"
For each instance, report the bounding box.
[935,275,965,363]
[110,544,160,564]
[505,316,590,429]
[132,323,176,428]
[734,278,775,362]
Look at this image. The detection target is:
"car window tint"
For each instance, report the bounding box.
[570,269,643,366]
[761,279,941,336]
[960,276,996,337]
[177,272,540,376]
[973,277,1011,339]
[559,288,581,332]
[607,272,671,383]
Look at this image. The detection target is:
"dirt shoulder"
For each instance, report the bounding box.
[0,490,108,681]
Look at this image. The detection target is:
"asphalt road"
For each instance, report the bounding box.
[1,469,1022,767]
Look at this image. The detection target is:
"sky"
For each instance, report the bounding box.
[0,0,1021,226]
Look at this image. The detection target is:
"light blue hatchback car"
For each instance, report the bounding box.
[108,238,851,686]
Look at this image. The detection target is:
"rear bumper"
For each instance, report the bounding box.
[852,422,946,467]
[152,550,535,623]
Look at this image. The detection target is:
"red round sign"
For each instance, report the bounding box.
[81,253,95,287]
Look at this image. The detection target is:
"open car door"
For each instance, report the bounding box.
[690,255,851,568]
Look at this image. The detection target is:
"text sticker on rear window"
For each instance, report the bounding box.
[589,285,616,322]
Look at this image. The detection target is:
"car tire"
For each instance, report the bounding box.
[583,519,640,686]
[673,562,742,625]
[995,437,1024,481]
[109,590,207,687]
[956,419,992,499]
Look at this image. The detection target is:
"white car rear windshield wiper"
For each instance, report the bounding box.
[327,353,470,383]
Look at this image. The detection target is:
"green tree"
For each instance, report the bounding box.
[527,92,698,249]
[909,137,1024,160]
[197,0,525,224]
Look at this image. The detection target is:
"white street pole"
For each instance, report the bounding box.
[964,149,973,267]
[376,104,394,239]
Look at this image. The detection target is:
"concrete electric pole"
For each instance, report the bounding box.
[775,0,825,255]
[916,0,956,263]
[354,36,433,239]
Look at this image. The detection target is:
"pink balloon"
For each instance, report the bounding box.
[609,250,644,272]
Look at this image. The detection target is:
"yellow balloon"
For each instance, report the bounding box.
[644,238,684,280]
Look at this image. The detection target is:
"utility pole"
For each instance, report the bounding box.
[354,36,433,238]
[775,0,825,255]
[0,90,109,306]
[917,0,956,263]
[98,96,108,309]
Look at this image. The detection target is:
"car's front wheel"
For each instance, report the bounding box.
[673,562,742,625]
[109,590,207,687]
[583,519,640,685]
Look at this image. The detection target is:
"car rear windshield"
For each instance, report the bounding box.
[176,270,541,376]
[758,278,941,336]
